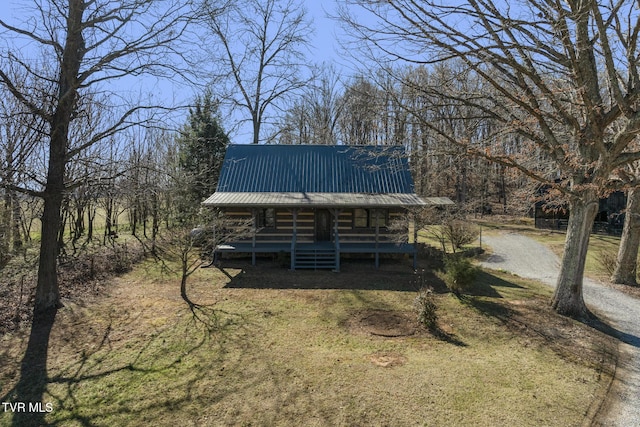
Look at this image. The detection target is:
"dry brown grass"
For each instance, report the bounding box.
[0,256,617,426]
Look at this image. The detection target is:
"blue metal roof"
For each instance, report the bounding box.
[216,145,417,194]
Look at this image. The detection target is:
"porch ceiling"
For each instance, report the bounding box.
[202,192,451,208]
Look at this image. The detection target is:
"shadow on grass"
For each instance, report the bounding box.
[470,270,525,296]
[1,308,58,427]
[430,327,468,347]
[455,271,537,339]
[220,259,449,293]
[460,295,514,320]
[182,278,250,335]
[464,270,640,350]
[0,297,252,427]
[58,306,248,426]
[583,315,640,349]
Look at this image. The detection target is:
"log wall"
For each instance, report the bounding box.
[222,208,408,244]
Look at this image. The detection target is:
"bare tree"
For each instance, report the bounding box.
[610,158,640,286]
[200,0,314,144]
[339,0,640,318]
[334,64,523,211]
[152,212,252,306]
[612,184,640,286]
[0,70,45,260]
[338,76,382,145]
[304,65,346,145]
[276,64,345,145]
[0,0,194,314]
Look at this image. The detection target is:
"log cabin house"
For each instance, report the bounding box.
[202,144,452,270]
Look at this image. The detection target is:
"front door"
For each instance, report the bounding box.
[315,209,332,241]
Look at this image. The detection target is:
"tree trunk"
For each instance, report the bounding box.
[612,188,640,286]
[130,206,138,237]
[11,190,23,251]
[33,0,85,313]
[0,190,11,264]
[35,176,64,313]
[500,165,507,214]
[73,203,84,243]
[87,204,95,241]
[252,114,260,144]
[551,191,598,318]
[103,198,113,245]
[57,201,68,253]
[180,256,189,302]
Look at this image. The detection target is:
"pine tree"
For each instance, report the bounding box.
[178,90,230,209]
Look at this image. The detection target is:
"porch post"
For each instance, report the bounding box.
[375,209,380,269]
[251,208,257,266]
[291,208,298,270]
[333,209,340,272]
[411,209,417,270]
[412,208,419,244]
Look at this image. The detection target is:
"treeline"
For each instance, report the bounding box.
[0,89,228,268]
[0,61,540,272]
[273,65,533,212]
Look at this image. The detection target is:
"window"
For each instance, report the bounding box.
[256,208,276,228]
[370,209,388,228]
[353,208,388,228]
[354,208,368,228]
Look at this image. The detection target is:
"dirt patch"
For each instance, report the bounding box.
[347,310,417,337]
[368,351,407,367]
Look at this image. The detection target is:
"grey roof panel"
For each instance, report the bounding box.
[202,192,435,208]
[422,197,455,205]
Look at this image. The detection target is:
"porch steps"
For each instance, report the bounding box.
[294,248,337,270]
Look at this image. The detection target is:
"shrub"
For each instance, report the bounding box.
[444,220,480,253]
[111,242,133,273]
[598,249,618,277]
[443,255,478,296]
[414,287,438,331]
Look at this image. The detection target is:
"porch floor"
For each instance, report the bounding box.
[215,241,417,254]
[214,241,417,270]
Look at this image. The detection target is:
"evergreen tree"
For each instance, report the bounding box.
[178,90,230,209]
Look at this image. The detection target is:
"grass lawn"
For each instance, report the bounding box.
[0,256,616,426]
[475,217,631,283]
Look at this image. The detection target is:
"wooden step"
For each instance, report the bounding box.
[294,248,337,270]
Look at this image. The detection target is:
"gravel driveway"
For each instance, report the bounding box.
[479,232,640,427]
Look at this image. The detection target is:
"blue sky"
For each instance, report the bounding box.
[305,1,343,65]
[0,1,354,141]
[0,1,347,77]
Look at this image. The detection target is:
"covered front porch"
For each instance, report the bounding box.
[205,193,453,272]
[214,240,419,271]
